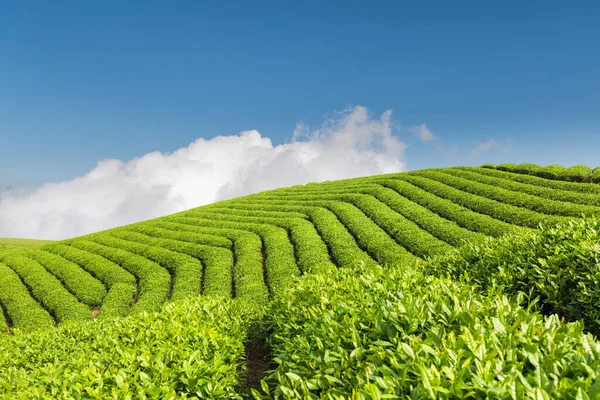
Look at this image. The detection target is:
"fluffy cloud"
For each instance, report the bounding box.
[472,139,512,154]
[410,124,436,142]
[0,106,407,240]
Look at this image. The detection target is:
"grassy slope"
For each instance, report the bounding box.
[2,165,600,332]
[0,238,55,248]
[3,164,600,397]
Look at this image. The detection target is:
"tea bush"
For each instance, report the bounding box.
[0,296,261,399]
[561,165,592,183]
[592,167,600,184]
[260,264,600,399]
[426,216,600,335]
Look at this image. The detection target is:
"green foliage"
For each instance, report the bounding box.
[512,163,545,176]
[286,182,487,247]
[303,199,417,267]
[423,168,600,217]
[41,243,137,319]
[4,163,600,398]
[541,164,567,180]
[496,163,518,171]
[0,262,54,332]
[0,238,54,249]
[491,163,589,182]
[189,205,334,274]
[0,296,260,399]
[360,185,486,247]
[66,239,171,313]
[26,250,107,306]
[0,305,7,335]
[455,167,600,206]
[480,163,496,169]
[204,201,374,272]
[459,165,600,194]
[261,264,600,399]
[402,172,561,229]
[0,253,90,324]
[168,215,298,298]
[561,165,592,183]
[93,230,206,301]
[426,216,600,335]
[133,222,234,248]
[378,178,520,237]
[592,167,600,184]
[240,191,452,259]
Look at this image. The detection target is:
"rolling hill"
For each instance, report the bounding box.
[0,238,55,250]
[2,164,600,398]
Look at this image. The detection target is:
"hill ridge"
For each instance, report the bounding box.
[2,165,600,333]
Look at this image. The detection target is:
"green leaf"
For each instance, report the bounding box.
[285,372,302,382]
[401,343,415,360]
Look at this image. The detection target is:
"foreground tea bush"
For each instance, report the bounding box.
[426,216,600,336]
[260,264,600,399]
[0,296,260,399]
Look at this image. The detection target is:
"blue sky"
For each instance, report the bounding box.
[1,1,599,188]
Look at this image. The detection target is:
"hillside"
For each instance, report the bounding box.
[0,238,55,250]
[7,165,600,331]
[2,165,600,398]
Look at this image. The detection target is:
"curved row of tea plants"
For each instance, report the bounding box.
[2,165,600,333]
[2,165,600,397]
[482,162,600,184]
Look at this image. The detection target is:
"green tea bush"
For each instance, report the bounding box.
[166,216,299,297]
[426,216,600,336]
[194,203,376,272]
[0,296,260,399]
[362,185,486,246]
[96,231,206,301]
[421,169,600,218]
[0,262,54,332]
[0,306,7,335]
[134,222,233,248]
[561,165,592,183]
[403,173,565,229]
[42,243,137,319]
[480,163,496,169]
[249,198,418,267]
[0,254,90,324]
[26,250,107,307]
[239,192,452,259]
[452,167,600,207]
[260,264,600,399]
[379,179,520,237]
[301,183,488,246]
[459,166,600,195]
[512,163,545,176]
[68,239,171,313]
[187,207,334,274]
[592,167,600,184]
[496,163,518,172]
[541,164,567,180]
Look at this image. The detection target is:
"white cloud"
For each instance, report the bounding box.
[410,124,436,142]
[472,139,511,155]
[0,106,407,240]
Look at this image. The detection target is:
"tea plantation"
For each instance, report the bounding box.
[2,164,600,398]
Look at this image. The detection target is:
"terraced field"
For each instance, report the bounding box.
[0,238,54,250]
[3,166,600,335]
